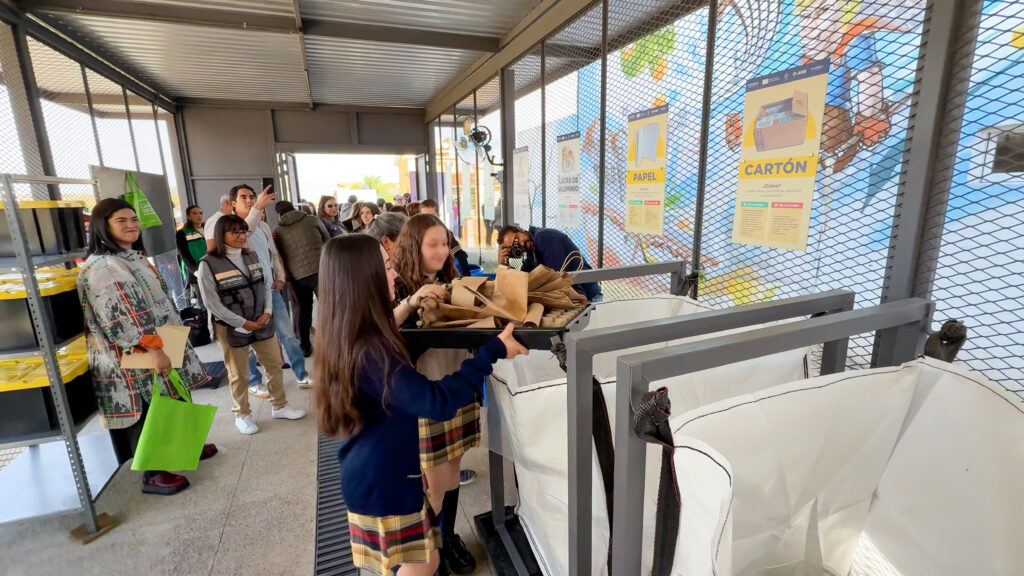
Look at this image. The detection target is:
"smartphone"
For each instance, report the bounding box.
[261,177,275,195]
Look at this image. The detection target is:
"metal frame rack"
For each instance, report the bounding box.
[560,289,858,576]
[480,261,857,576]
[606,297,934,575]
[472,260,689,574]
[0,173,116,540]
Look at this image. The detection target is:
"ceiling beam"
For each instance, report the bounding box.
[177,97,425,115]
[291,0,313,109]
[302,20,499,52]
[17,0,298,32]
[18,0,501,52]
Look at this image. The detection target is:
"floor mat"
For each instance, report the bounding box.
[316,434,359,575]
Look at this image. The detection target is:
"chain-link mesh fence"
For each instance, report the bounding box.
[28,37,100,207]
[602,0,707,299]
[475,76,502,268]
[0,25,43,201]
[697,0,926,368]
[85,69,137,173]
[917,0,1024,391]
[510,45,543,235]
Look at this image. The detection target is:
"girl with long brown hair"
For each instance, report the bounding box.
[315,234,525,576]
[390,213,477,574]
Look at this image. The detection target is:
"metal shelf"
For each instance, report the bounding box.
[0,332,84,361]
[0,249,86,270]
[0,411,97,450]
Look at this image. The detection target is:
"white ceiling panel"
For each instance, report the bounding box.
[300,0,540,37]
[46,13,310,102]
[306,36,483,107]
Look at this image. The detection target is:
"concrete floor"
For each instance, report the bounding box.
[0,341,514,576]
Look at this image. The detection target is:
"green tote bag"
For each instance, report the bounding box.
[131,370,217,472]
[123,171,163,229]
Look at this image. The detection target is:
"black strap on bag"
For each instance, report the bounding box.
[634,387,680,576]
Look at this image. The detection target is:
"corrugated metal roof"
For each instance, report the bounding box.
[46,13,310,102]
[128,0,297,17]
[300,0,540,37]
[305,36,483,107]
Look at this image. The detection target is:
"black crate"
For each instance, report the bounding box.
[0,370,96,443]
[0,286,84,351]
[0,206,46,256]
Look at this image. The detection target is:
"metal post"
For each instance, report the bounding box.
[567,337,594,576]
[596,0,608,269]
[0,175,97,532]
[123,87,141,172]
[501,68,516,229]
[12,26,60,200]
[453,105,463,235]
[874,0,978,366]
[610,357,649,575]
[690,0,718,299]
[152,103,169,178]
[541,41,547,227]
[473,91,484,263]
[174,111,196,206]
[81,65,105,168]
[425,122,438,203]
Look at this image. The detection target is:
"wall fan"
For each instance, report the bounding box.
[454,116,501,168]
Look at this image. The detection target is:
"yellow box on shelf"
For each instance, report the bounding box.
[0,267,80,300]
[0,335,89,393]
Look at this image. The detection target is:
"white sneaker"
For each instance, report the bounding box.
[248,384,270,398]
[235,415,259,435]
[271,404,306,420]
[296,376,312,389]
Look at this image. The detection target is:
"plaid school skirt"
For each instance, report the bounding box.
[418,402,481,469]
[349,500,440,575]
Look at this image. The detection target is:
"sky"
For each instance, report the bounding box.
[295,153,400,202]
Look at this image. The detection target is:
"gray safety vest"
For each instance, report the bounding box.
[201,250,274,346]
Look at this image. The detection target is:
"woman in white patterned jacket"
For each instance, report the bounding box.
[77,197,215,496]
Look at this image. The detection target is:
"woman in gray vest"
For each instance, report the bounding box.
[198,215,306,435]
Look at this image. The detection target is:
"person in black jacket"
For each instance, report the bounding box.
[314,234,527,576]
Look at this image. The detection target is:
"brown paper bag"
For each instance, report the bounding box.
[528,290,576,309]
[426,319,481,328]
[419,302,488,326]
[523,302,545,327]
[528,265,563,291]
[469,317,500,329]
[466,266,528,322]
[451,276,489,308]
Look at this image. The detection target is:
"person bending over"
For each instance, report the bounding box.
[498,225,603,302]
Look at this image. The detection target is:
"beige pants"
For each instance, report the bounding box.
[213,323,287,417]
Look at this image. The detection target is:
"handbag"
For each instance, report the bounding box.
[131,370,217,472]
[123,171,163,229]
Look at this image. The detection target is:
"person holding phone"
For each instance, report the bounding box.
[198,215,305,435]
[204,183,275,252]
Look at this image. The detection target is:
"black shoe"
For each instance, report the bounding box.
[302,345,313,358]
[435,556,451,576]
[442,534,476,575]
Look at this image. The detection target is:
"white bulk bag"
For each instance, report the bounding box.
[488,296,807,576]
[671,358,1024,576]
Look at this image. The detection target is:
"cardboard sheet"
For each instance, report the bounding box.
[120,325,190,369]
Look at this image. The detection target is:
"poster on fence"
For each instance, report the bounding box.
[556,132,581,228]
[626,105,668,235]
[513,147,531,226]
[732,59,829,251]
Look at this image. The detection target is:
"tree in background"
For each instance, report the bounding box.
[362,175,398,202]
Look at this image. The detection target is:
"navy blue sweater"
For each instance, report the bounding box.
[522,226,602,302]
[337,338,506,517]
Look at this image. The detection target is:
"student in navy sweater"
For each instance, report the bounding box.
[314,234,527,576]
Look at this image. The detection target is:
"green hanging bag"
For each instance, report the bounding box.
[131,370,217,472]
[123,171,163,229]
